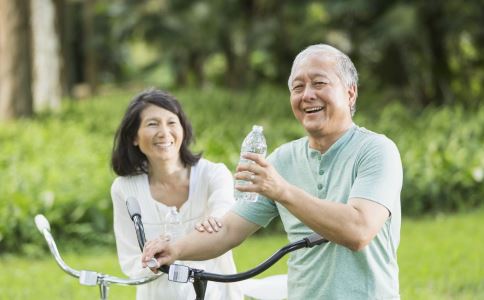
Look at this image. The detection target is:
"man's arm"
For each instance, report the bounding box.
[236,152,390,251]
[279,188,389,251]
[142,212,259,269]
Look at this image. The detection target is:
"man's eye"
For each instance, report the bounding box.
[292,85,303,92]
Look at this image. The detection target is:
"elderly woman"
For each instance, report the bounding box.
[110,88,242,299]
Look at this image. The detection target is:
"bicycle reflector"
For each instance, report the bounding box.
[168,264,190,283]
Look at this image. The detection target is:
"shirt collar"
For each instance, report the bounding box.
[307,123,357,160]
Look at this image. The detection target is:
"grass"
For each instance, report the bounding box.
[398,209,483,299]
[0,209,483,299]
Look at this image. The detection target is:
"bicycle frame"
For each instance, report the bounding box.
[34,214,162,300]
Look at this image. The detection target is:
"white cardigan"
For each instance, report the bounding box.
[111,158,242,299]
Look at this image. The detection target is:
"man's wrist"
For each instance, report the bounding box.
[171,239,184,261]
[277,182,294,205]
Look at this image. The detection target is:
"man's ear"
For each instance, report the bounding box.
[348,84,357,109]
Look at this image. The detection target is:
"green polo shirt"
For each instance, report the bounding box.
[233,124,402,299]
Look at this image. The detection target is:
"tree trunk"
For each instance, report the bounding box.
[31,0,62,112]
[189,51,205,87]
[0,0,33,121]
[419,1,453,106]
[53,0,70,97]
[82,0,97,95]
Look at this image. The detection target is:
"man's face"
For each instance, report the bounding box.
[289,54,356,138]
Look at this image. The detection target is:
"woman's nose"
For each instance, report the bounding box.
[156,124,169,136]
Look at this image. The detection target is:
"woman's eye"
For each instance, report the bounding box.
[147,122,157,127]
[292,85,303,92]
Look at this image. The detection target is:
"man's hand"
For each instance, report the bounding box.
[235,152,290,202]
[142,237,179,273]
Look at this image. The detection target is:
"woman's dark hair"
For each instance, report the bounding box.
[111,88,201,176]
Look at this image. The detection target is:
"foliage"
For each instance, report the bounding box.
[1,209,483,299]
[356,102,484,214]
[0,87,483,254]
[80,0,484,109]
[4,1,484,121]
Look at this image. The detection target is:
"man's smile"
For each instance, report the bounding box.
[304,106,325,114]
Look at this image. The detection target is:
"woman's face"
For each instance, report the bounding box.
[134,104,184,164]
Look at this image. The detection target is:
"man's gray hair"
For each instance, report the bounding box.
[288,44,359,116]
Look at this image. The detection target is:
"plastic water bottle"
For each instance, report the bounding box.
[164,206,183,242]
[235,125,267,202]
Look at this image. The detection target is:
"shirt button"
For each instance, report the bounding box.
[317,184,323,190]
[319,169,324,175]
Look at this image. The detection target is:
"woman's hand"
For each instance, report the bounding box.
[235,153,290,202]
[195,216,222,233]
[142,237,179,273]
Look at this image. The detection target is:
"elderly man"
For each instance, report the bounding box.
[142,44,403,299]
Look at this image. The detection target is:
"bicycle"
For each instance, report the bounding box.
[35,198,328,300]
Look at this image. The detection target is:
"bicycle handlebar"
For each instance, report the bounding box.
[173,233,328,283]
[137,220,328,300]
[35,212,329,300]
[34,214,161,300]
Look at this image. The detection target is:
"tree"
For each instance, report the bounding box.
[82,0,98,95]
[31,0,62,112]
[0,0,33,121]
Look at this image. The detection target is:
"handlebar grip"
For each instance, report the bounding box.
[305,233,329,247]
[35,214,51,232]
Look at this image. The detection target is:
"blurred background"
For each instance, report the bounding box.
[0,0,483,299]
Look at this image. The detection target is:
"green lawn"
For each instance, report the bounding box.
[1,209,483,299]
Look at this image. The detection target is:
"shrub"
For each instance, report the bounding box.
[0,87,483,253]
[356,103,484,215]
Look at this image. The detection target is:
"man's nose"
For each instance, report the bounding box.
[302,84,316,101]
